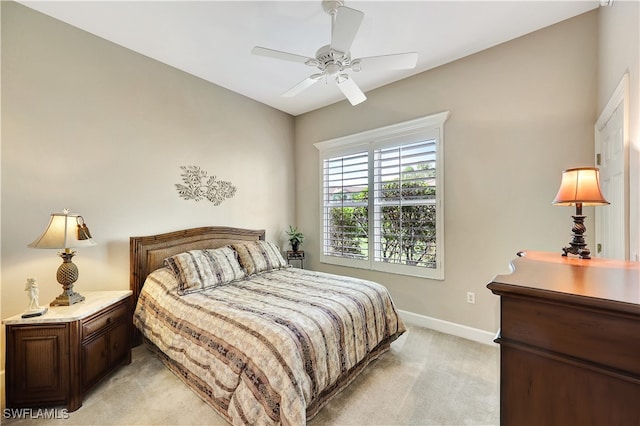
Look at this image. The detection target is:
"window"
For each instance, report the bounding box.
[315,112,449,279]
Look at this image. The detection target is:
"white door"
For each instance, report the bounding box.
[595,75,628,260]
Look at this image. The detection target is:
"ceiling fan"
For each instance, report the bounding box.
[252,0,418,106]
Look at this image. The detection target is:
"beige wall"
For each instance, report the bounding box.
[295,11,599,334]
[0,1,295,404]
[598,1,640,260]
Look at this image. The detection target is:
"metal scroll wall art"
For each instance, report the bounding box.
[175,166,237,205]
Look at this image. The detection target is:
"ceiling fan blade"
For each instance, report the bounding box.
[252,46,317,66]
[353,52,418,71]
[331,6,364,53]
[282,74,323,98]
[336,75,366,106]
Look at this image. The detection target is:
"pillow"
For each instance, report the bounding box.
[164,246,246,295]
[230,241,288,275]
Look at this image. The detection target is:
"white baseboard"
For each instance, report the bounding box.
[398,310,497,346]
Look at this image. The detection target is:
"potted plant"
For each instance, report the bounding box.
[286,226,304,252]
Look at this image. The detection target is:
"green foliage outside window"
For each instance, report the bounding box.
[327,165,437,268]
[328,188,368,258]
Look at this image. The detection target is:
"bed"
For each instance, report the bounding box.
[130,226,406,425]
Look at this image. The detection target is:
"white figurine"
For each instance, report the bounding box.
[22,277,47,318]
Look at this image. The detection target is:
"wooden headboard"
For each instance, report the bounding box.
[129,226,265,345]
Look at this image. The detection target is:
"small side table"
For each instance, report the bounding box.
[286,250,305,269]
[3,290,132,412]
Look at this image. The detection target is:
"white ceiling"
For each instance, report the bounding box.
[19,1,600,116]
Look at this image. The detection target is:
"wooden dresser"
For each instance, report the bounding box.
[3,291,132,412]
[487,252,640,426]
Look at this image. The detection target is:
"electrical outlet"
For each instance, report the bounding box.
[466,292,475,304]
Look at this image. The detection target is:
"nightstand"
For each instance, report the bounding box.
[3,290,133,412]
[286,250,305,269]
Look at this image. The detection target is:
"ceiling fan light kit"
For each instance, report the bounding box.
[252,0,418,106]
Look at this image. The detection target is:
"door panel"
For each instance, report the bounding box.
[595,76,628,260]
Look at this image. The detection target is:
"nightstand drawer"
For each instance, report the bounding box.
[80,298,131,391]
[82,301,127,339]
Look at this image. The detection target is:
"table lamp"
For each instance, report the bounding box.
[552,167,609,259]
[28,209,96,306]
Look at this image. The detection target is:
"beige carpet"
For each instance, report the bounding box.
[3,324,498,426]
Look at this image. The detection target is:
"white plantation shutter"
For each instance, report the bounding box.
[373,140,437,268]
[322,151,369,261]
[316,112,449,279]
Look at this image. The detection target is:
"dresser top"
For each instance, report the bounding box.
[3,290,132,325]
[489,251,639,312]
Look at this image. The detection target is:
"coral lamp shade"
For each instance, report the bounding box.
[552,167,610,207]
[28,211,96,250]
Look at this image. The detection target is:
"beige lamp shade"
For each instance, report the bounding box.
[552,167,610,206]
[28,212,96,250]
[28,210,95,306]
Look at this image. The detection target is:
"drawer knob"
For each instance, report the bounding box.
[106,317,112,324]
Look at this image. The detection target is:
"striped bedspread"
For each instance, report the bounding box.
[133,267,406,425]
